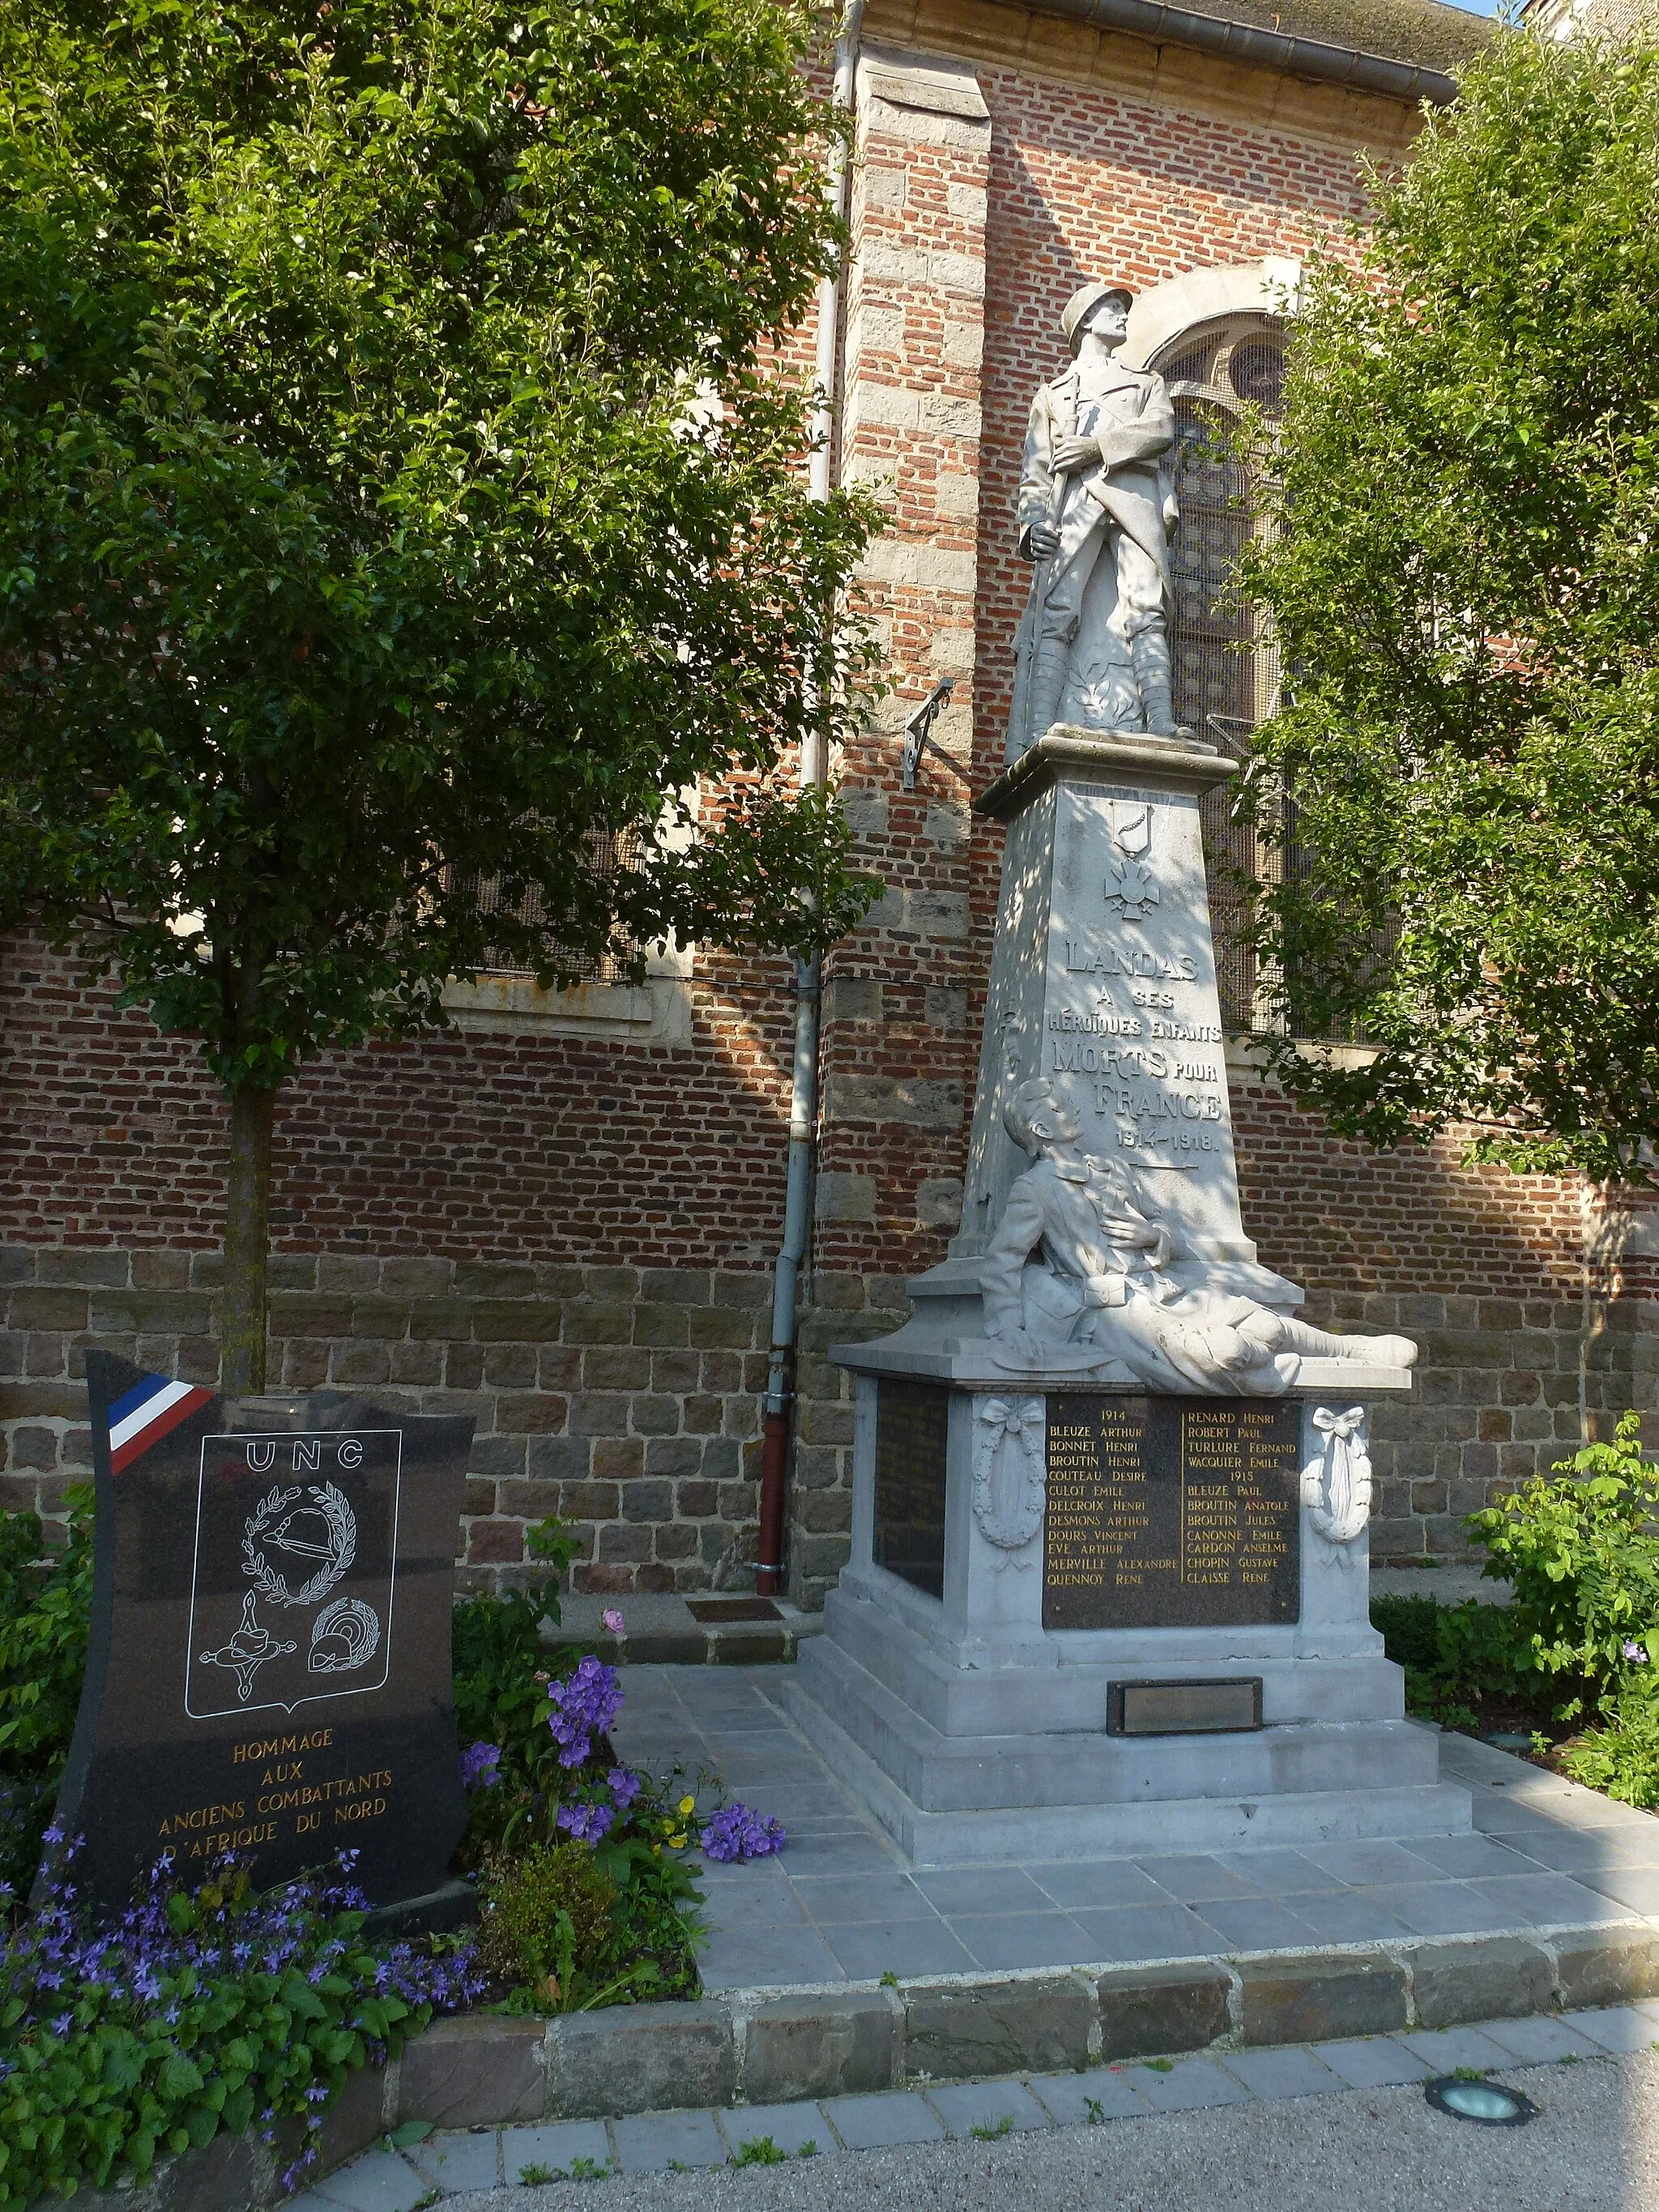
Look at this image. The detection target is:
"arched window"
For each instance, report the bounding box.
[1153,314,1286,1032]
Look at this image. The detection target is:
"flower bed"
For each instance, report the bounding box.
[451,1523,783,2014]
[0,1509,787,2208]
[0,1843,478,2212]
[1373,1413,1659,1811]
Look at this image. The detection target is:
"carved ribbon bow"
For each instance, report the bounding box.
[979,1397,1039,1439]
[1303,1404,1371,1564]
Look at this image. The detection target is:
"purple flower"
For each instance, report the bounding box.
[546,1655,625,1769]
[556,1801,616,1844]
[602,1607,625,1634]
[1623,1640,1648,1664]
[608,1767,642,1810]
[459,1741,503,1791]
[699,1803,787,1865]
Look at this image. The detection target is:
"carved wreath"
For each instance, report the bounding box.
[973,1396,1046,1567]
[242,1481,357,1609]
[1301,1405,1371,1566]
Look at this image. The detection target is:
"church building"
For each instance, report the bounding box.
[7,0,1650,1606]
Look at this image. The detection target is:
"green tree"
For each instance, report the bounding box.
[1239,32,1659,1183]
[0,0,879,1389]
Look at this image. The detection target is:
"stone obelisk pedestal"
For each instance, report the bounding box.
[782,731,1470,1865]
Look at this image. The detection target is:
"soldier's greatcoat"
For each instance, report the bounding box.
[1006,359,1177,758]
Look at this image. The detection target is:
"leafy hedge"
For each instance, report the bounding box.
[0,1843,480,2212]
[0,1490,93,1899]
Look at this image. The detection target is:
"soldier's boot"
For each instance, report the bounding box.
[1267,1315,1419,1369]
[1128,627,1184,738]
[1023,637,1073,745]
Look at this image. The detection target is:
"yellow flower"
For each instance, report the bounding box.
[677,1794,696,1818]
[667,1832,686,1850]
[651,1843,662,1856]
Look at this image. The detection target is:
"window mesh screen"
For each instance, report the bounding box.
[1162,319,1283,1037]
[1162,319,1378,1042]
[446,827,638,982]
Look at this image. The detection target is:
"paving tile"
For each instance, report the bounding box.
[791,1874,936,1924]
[1275,1890,1417,1944]
[1126,2057,1253,2112]
[1571,1864,1659,1915]
[1303,1841,1444,1886]
[822,1919,978,1980]
[612,2110,727,2173]
[949,1912,1100,1971]
[1402,1834,1545,1880]
[1478,2014,1606,2066]
[702,1873,812,1928]
[1192,1898,1321,1951]
[719,2102,837,2159]
[286,2195,341,2212]
[1359,1882,1508,1937]
[1484,1826,1657,1874]
[311,2150,428,2212]
[1028,2067,1151,2125]
[1399,2025,1517,2073]
[407,2132,501,2194]
[1068,1903,1222,1963]
[1139,1854,1267,1903]
[823,2092,945,2149]
[1211,1849,1343,1894]
[1028,1860,1171,1911]
[1465,1873,1631,1927]
[912,1867,1051,1916]
[773,1835,902,1875]
[746,1787,868,1822]
[1218,2048,1347,2099]
[695,1927,844,1991]
[1469,1801,1563,1838]
[501,2123,612,2184]
[714,1754,838,1788]
[1566,2005,1659,2056]
[924,2079,1053,2137]
[1314,2038,1435,2090]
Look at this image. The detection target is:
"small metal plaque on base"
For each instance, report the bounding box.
[1107,1677,1265,1736]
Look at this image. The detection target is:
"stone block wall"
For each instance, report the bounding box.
[0,1247,785,1596]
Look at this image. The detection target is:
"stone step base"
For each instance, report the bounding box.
[560,1591,823,1666]
[781,1660,1470,1862]
[787,1635,1465,1850]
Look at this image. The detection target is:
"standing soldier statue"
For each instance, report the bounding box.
[1006,280,1183,760]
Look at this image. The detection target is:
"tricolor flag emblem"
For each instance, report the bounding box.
[108,1374,215,1474]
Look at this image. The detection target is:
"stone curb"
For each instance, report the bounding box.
[73,1918,1659,2212]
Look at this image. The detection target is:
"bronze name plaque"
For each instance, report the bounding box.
[1043,1395,1300,1629]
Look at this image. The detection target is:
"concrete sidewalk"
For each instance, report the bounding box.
[610,1666,1659,1992]
[291,2001,1659,2209]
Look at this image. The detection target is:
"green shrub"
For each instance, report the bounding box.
[0,1487,94,1895]
[451,1515,580,1819]
[0,1847,479,2212]
[1559,1683,1659,1809]
[1369,1592,1534,1728]
[476,1842,619,2005]
[1471,1412,1659,1720]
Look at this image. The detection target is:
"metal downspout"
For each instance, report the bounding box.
[757,0,864,1600]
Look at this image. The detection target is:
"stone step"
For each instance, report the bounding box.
[557,1590,824,1665]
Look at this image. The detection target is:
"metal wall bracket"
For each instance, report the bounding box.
[899,678,956,791]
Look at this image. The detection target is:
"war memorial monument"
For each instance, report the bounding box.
[783,280,1474,1863]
